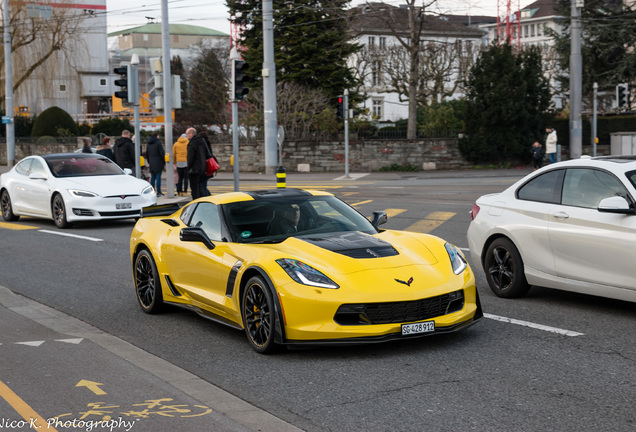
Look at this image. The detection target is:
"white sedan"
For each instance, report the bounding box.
[0,153,156,228]
[467,156,636,303]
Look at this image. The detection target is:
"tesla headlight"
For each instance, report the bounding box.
[142,185,155,195]
[445,242,467,275]
[276,258,339,289]
[68,189,97,198]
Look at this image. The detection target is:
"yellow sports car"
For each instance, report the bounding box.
[130,189,482,353]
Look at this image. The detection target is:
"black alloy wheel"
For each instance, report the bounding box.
[484,237,530,298]
[242,276,278,354]
[1,190,20,221]
[52,194,71,228]
[134,249,164,313]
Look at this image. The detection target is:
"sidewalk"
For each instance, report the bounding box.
[0,286,302,432]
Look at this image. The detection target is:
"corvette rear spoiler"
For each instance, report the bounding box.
[140,203,183,218]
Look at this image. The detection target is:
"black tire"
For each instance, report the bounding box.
[242,276,278,354]
[134,249,164,313]
[52,194,71,228]
[1,190,20,221]
[484,238,530,298]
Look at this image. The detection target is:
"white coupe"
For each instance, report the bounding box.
[467,156,636,303]
[1,153,156,228]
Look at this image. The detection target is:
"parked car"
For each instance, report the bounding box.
[131,188,482,353]
[467,156,636,303]
[0,153,156,228]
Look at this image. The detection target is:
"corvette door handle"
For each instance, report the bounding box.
[551,211,570,220]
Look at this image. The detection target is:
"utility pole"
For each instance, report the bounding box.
[3,0,15,167]
[592,82,597,157]
[161,0,175,198]
[130,55,141,178]
[569,0,583,159]
[344,89,350,179]
[262,0,277,175]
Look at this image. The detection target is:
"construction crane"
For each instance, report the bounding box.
[497,0,521,49]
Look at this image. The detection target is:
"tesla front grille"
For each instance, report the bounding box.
[334,290,464,325]
[98,210,141,217]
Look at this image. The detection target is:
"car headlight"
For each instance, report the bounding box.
[445,242,467,275]
[276,258,339,289]
[142,185,155,195]
[68,189,98,198]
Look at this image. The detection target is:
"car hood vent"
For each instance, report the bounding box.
[301,232,399,259]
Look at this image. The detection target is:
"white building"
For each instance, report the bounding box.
[9,0,112,117]
[348,3,486,123]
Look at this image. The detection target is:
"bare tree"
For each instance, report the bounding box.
[0,3,83,102]
[356,1,434,139]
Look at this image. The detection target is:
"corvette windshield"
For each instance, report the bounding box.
[223,195,377,243]
[47,156,124,178]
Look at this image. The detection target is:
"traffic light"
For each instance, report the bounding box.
[232,59,249,100]
[114,65,130,103]
[113,64,138,105]
[336,96,344,119]
[617,83,629,108]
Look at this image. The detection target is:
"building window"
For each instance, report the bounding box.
[99,78,107,86]
[379,37,386,48]
[372,60,382,86]
[368,36,375,47]
[524,25,528,38]
[538,23,542,36]
[59,84,67,92]
[143,34,149,41]
[531,24,535,37]
[372,99,383,119]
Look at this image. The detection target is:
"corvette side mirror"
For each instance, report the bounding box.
[180,227,216,249]
[371,211,388,228]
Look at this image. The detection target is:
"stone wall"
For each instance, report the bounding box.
[0,138,472,172]
[0,138,612,172]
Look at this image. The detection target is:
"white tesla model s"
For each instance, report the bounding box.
[1,153,156,228]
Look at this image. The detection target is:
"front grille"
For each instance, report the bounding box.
[334,290,464,325]
[98,210,141,217]
[337,246,399,259]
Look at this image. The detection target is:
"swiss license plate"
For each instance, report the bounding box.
[116,203,132,209]
[401,321,435,336]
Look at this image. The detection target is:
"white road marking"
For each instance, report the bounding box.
[484,313,584,336]
[332,173,370,180]
[38,230,103,242]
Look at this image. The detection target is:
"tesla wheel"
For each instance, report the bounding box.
[1,190,20,221]
[134,249,164,314]
[242,276,278,354]
[484,238,530,298]
[52,194,71,228]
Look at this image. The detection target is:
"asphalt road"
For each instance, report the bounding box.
[1,170,635,432]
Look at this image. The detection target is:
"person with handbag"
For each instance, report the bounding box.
[199,132,218,197]
[186,127,208,200]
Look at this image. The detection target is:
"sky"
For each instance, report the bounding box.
[105,0,502,35]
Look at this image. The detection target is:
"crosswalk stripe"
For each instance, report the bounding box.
[0,222,39,230]
[385,208,406,218]
[405,211,456,233]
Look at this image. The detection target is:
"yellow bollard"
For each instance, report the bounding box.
[276,166,286,189]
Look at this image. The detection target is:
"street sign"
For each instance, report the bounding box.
[2,116,12,124]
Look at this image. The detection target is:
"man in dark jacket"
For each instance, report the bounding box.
[145,132,166,195]
[186,127,207,200]
[114,130,136,171]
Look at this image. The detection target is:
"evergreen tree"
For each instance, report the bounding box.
[226,0,360,101]
[460,44,551,164]
[186,48,229,125]
[551,0,636,94]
